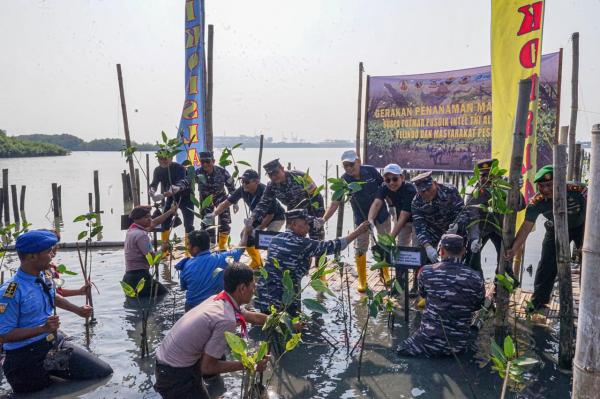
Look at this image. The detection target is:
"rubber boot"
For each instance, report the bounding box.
[246,246,263,269]
[381,266,392,286]
[218,232,229,251]
[184,233,190,257]
[161,230,171,257]
[356,254,367,293]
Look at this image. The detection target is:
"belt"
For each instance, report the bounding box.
[5,336,52,355]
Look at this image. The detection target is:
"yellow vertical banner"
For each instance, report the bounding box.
[491,0,545,203]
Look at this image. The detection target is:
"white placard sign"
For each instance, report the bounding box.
[391,247,422,268]
[255,230,279,250]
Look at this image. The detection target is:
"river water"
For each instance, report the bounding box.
[0,150,566,398]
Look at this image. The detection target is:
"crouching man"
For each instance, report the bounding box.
[154,263,269,398]
[397,234,484,357]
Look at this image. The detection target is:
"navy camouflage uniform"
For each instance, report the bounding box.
[254,211,347,315]
[150,161,194,233]
[411,173,478,250]
[252,163,325,240]
[196,161,236,235]
[398,234,485,357]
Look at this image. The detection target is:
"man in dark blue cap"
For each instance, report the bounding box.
[211,169,285,268]
[411,171,479,264]
[0,230,113,393]
[251,159,326,243]
[254,209,369,315]
[196,151,237,250]
[397,234,484,357]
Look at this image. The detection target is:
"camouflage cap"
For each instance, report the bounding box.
[477,158,497,173]
[199,151,214,160]
[285,209,309,221]
[412,171,434,192]
[534,165,553,183]
[439,233,464,252]
[263,159,283,174]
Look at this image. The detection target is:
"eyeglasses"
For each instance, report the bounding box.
[385,176,399,183]
[342,162,355,168]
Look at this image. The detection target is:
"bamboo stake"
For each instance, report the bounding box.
[567,33,579,181]
[362,75,370,163]
[2,169,9,224]
[206,24,214,151]
[495,78,532,341]
[10,185,19,225]
[572,123,600,398]
[553,134,574,369]
[93,170,100,213]
[355,62,363,157]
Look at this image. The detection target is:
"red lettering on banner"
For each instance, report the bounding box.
[529,74,538,100]
[183,124,199,144]
[517,2,543,35]
[525,180,536,201]
[523,143,532,172]
[182,100,198,119]
[525,111,534,137]
[188,148,200,167]
[519,38,539,68]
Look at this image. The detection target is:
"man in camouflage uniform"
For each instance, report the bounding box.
[251,159,325,241]
[254,209,368,315]
[411,171,479,264]
[505,165,587,310]
[196,151,236,250]
[464,159,525,275]
[397,234,485,357]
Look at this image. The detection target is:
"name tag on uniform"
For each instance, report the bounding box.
[3,282,17,298]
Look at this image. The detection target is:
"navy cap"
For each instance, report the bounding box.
[477,158,497,173]
[199,151,214,160]
[285,209,309,221]
[240,169,259,181]
[412,171,434,192]
[439,234,464,252]
[263,159,283,174]
[15,230,59,254]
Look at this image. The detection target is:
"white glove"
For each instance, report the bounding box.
[170,185,181,195]
[470,239,482,254]
[447,223,458,234]
[313,217,325,229]
[203,213,215,226]
[233,203,240,214]
[149,187,162,202]
[425,245,439,263]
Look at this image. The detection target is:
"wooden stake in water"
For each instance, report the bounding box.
[10,185,19,225]
[355,62,363,157]
[567,32,579,181]
[93,170,100,213]
[205,24,214,151]
[257,134,264,179]
[2,169,9,224]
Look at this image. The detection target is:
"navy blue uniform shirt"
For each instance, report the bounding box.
[343,165,389,225]
[375,181,417,222]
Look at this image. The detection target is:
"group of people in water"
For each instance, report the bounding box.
[0,147,587,397]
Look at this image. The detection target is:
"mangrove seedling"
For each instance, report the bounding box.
[120,277,151,357]
[490,335,538,398]
[225,332,269,399]
[74,212,103,326]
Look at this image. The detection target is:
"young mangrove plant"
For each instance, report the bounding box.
[225,332,269,399]
[120,277,151,358]
[490,335,538,398]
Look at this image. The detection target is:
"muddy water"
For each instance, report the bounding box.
[0,246,571,398]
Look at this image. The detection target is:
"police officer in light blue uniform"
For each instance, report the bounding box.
[0,230,112,394]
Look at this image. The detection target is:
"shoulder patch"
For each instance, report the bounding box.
[529,193,544,205]
[3,282,17,298]
[567,183,586,193]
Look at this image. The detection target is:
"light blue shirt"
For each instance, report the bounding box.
[176,249,244,307]
[0,268,54,350]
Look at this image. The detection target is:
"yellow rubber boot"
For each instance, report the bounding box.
[218,232,229,251]
[184,233,190,257]
[356,254,367,293]
[246,246,263,269]
[160,230,171,257]
[381,266,392,286]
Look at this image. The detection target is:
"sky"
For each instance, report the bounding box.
[0,0,598,143]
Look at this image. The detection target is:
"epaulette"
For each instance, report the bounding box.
[567,183,586,193]
[529,193,545,205]
[3,282,18,298]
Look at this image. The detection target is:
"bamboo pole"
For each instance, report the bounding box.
[325,160,329,208]
[553,132,574,369]
[205,24,214,151]
[335,165,344,238]
[19,185,26,222]
[495,78,532,341]
[567,33,579,181]
[2,169,9,224]
[258,134,264,178]
[145,153,151,204]
[572,123,600,398]
[355,62,363,157]
[10,185,19,225]
[575,143,583,182]
[93,170,100,214]
[51,183,60,218]
[116,64,140,206]
[362,75,370,163]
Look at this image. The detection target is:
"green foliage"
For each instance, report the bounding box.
[327,177,365,203]
[217,143,251,180]
[14,132,158,152]
[224,331,269,373]
[495,272,515,294]
[56,264,77,276]
[155,131,183,159]
[120,281,136,298]
[145,252,164,267]
[73,213,103,242]
[292,171,323,211]
[0,130,68,157]
[490,335,538,386]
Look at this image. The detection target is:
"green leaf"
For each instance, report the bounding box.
[370,261,389,271]
[120,281,136,298]
[285,333,302,352]
[161,131,168,143]
[369,302,379,317]
[310,279,334,296]
[77,231,88,240]
[503,335,516,359]
[271,257,280,269]
[154,252,164,264]
[254,341,268,362]
[224,331,247,355]
[490,339,507,364]
[190,195,200,208]
[91,225,103,238]
[201,195,214,210]
[257,267,268,280]
[135,277,146,294]
[302,298,328,314]
[145,253,154,266]
[393,279,403,294]
[57,264,77,276]
[232,143,243,149]
[282,270,294,306]
[318,252,327,268]
[237,160,251,167]
[73,214,87,222]
[512,356,538,366]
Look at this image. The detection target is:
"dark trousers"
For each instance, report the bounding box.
[465,230,503,276]
[532,226,584,306]
[154,360,209,399]
[123,269,168,297]
[163,194,195,233]
[3,335,113,393]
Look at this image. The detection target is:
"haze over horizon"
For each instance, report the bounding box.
[0,0,598,144]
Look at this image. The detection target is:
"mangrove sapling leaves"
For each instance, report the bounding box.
[77,231,88,240]
[224,331,247,356]
[496,273,515,293]
[161,131,168,143]
[512,356,538,366]
[302,298,328,314]
[378,233,396,248]
[254,341,268,362]
[504,335,516,359]
[282,270,294,306]
[73,214,88,223]
[256,266,268,280]
[285,333,302,352]
[393,279,403,295]
[332,190,345,202]
[310,279,334,297]
[91,225,103,238]
[135,277,146,294]
[237,160,251,167]
[370,261,389,271]
[57,264,77,276]
[190,195,200,208]
[490,339,507,364]
[154,253,164,265]
[318,252,327,268]
[145,253,154,266]
[271,257,280,269]
[120,281,137,298]
[232,143,243,150]
[201,195,214,210]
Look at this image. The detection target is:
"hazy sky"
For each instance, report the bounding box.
[0,0,598,143]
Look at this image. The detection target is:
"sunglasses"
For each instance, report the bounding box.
[343,162,355,168]
[385,176,399,184]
